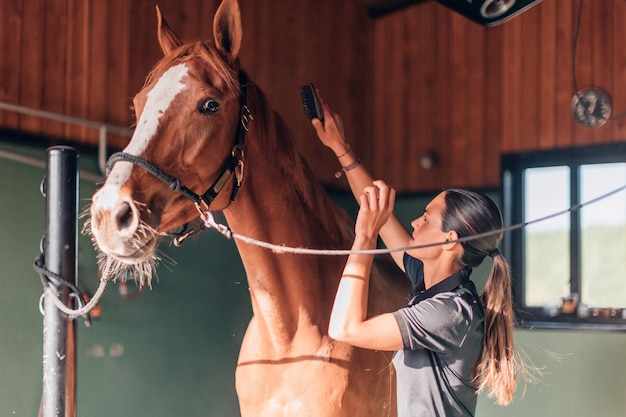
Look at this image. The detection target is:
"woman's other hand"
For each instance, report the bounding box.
[355,180,396,242]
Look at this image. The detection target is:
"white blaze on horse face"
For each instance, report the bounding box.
[103,63,190,198]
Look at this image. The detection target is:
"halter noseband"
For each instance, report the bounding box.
[105,70,251,211]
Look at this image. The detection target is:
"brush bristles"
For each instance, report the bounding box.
[300,83,324,124]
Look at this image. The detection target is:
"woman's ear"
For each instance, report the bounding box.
[443,230,460,250]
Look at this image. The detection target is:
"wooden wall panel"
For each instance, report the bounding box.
[607,7,626,132]
[2,0,626,192]
[592,0,615,145]
[500,16,522,154]
[87,0,109,136]
[432,8,452,191]
[410,9,438,190]
[447,12,474,188]
[554,2,574,148]
[0,0,372,181]
[64,0,89,142]
[127,0,164,127]
[538,0,556,150]
[371,0,626,192]
[41,0,68,139]
[232,0,373,185]
[372,10,404,188]
[613,5,626,135]
[19,0,45,134]
[0,1,24,129]
[483,19,505,186]
[105,0,130,129]
[519,6,539,150]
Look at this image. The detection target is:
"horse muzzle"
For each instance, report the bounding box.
[90,188,158,264]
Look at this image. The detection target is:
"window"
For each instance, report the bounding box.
[502,144,626,331]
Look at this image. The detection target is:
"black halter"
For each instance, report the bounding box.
[106,70,252,210]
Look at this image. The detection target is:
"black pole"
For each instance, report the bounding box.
[41,146,78,417]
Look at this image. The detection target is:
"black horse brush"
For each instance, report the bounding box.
[300,83,324,125]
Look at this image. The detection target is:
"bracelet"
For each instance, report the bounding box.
[335,158,361,179]
[336,144,352,159]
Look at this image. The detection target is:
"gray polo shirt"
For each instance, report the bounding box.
[392,254,484,417]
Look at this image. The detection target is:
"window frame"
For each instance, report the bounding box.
[501,143,626,331]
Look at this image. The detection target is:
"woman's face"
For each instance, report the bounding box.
[406,192,450,260]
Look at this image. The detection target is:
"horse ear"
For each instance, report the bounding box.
[213,0,242,64]
[156,5,182,55]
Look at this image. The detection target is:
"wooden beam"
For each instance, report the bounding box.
[367,0,432,18]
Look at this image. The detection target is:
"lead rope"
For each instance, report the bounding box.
[197,184,626,255]
[37,184,624,321]
[36,256,114,323]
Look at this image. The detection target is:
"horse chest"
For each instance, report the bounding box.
[234,353,352,417]
[235,325,396,417]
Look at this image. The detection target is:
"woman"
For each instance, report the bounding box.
[311,94,520,416]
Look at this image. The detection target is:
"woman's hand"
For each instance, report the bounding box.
[355,180,396,241]
[329,179,404,351]
[310,91,350,156]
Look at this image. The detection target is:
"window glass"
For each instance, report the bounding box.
[580,163,626,308]
[523,166,571,307]
[503,144,626,329]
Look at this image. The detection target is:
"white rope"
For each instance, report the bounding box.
[201,184,626,256]
[37,183,625,321]
[41,257,114,320]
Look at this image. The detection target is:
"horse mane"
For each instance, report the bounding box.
[245,81,354,247]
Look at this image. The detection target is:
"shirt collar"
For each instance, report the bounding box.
[409,268,472,306]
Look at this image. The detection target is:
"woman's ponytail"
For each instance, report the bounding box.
[475,252,517,405]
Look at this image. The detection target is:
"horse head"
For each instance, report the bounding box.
[89,0,246,284]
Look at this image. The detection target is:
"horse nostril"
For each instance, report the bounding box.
[115,202,136,232]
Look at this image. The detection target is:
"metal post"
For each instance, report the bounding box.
[41,146,79,417]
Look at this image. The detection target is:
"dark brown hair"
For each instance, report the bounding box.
[442,189,518,405]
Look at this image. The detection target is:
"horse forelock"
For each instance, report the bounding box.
[145,41,239,97]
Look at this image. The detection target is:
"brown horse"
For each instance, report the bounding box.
[89,1,409,416]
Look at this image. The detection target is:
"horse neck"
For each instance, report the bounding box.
[221,114,351,345]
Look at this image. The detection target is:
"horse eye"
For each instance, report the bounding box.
[197,98,220,115]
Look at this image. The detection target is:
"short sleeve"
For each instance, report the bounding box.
[392,291,476,355]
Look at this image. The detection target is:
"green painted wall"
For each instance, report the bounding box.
[1,141,624,417]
